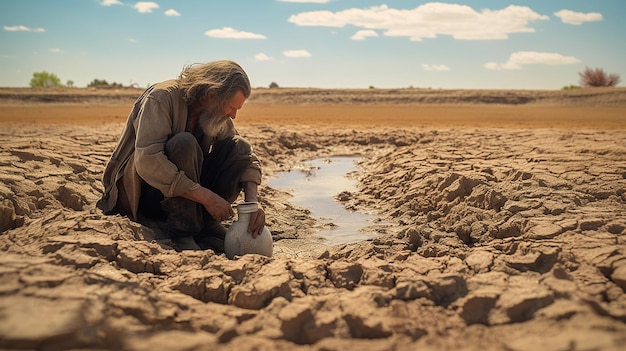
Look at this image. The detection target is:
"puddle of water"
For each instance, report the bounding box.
[267,157,377,245]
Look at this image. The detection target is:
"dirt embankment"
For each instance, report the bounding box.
[2,86,626,105]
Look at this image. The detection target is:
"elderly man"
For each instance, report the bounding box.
[97,60,264,251]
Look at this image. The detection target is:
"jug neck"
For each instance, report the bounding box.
[235,201,258,222]
[237,213,252,222]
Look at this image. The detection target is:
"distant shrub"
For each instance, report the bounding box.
[88,79,124,88]
[578,67,621,87]
[30,71,63,88]
[562,85,580,90]
[269,82,279,89]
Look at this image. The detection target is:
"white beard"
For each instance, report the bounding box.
[198,106,231,141]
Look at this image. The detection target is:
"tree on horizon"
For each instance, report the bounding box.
[29,71,63,88]
[579,67,621,87]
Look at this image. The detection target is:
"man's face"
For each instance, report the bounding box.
[198,90,247,139]
[221,90,246,120]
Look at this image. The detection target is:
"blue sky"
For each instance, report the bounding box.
[1,0,624,89]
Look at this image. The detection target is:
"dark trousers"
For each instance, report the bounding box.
[138,132,253,238]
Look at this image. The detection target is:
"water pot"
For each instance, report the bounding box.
[224,202,273,259]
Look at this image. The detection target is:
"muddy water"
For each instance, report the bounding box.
[267,157,378,245]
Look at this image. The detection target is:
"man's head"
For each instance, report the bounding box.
[178,60,250,139]
[178,60,251,109]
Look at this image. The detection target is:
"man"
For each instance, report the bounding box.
[97,60,265,251]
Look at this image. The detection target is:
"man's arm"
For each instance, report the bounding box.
[243,182,266,238]
[182,186,233,222]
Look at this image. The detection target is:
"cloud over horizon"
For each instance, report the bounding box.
[277,0,330,3]
[4,25,45,32]
[254,53,272,61]
[484,51,581,70]
[100,0,122,6]
[133,2,159,14]
[288,3,549,41]
[351,29,379,40]
[164,9,181,17]
[554,9,603,25]
[422,64,451,71]
[283,50,312,58]
[204,27,267,39]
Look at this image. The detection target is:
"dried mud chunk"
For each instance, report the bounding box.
[57,184,87,211]
[492,276,555,324]
[123,331,218,351]
[169,270,234,304]
[0,199,17,232]
[611,265,626,292]
[53,245,102,268]
[503,246,559,273]
[360,259,395,288]
[441,174,484,202]
[343,312,392,339]
[460,290,498,325]
[426,274,467,305]
[0,296,87,349]
[45,234,119,261]
[19,263,75,288]
[229,260,292,309]
[277,297,328,344]
[466,184,507,211]
[328,261,363,290]
[465,250,494,273]
[394,280,431,301]
[115,241,165,274]
[525,223,563,240]
[291,260,331,295]
[493,219,524,239]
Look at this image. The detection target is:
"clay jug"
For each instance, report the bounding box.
[224,202,273,259]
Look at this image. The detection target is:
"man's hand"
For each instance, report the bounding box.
[243,181,265,238]
[182,186,233,222]
[247,205,266,238]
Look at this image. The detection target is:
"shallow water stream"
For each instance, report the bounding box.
[267,157,378,245]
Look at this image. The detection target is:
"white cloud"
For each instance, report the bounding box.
[288,3,549,41]
[49,48,63,53]
[554,9,603,25]
[100,0,123,6]
[484,51,581,70]
[128,38,138,43]
[422,64,450,71]
[254,53,272,61]
[133,2,159,13]
[277,0,330,3]
[164,9,180,16]
[4,25,45,32]
[205,27,267,39]
[351,29,379,40]
[283,49,312,58]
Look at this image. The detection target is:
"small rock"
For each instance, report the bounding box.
[525,223,562,240]
[611,265,626,292]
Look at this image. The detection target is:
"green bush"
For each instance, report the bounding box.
[29,71,63,88]
[88,79,123,88]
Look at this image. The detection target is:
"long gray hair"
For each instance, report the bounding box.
[177,60,251,107]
